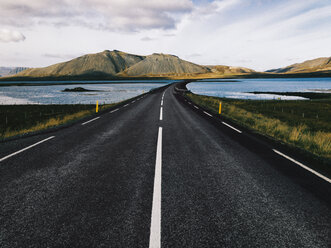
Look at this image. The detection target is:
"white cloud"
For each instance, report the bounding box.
[1,0,330,70]
[0,29,25,42]
[141,37,155,41]
[0,0,193,31]
[43,53,80,59]
[169,0,331,70]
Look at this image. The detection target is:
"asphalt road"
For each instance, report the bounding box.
[0,83,330,248]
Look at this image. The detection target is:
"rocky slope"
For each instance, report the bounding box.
[16,50,145,77]
[207,65,255,74]
[119,53,210,76]
[7,50,259,79]
[0,67,29,77]
[267,57,331,73]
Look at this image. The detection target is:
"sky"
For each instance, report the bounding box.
[0,0,331,71]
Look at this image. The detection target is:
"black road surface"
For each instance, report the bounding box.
[0,83,330,248]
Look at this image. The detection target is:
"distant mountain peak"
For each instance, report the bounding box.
[266,56,331,73]
[0,67,29,77]
[151,53,179,58]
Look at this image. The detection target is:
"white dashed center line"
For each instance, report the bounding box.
[159,107,163,121]
[149,127,162,248]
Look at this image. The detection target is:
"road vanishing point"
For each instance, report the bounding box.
[0,83,330,248]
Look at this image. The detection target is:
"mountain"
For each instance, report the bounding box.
[207,65,255,74]
[119,53,209,77]
[3,52,331,80]
[6,50,256,79]
[267,57,331,73]
[16,50,145,77]
[0,67,29,77]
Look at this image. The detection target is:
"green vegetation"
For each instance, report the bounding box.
[0,104,114,140]
[186,93,331,161]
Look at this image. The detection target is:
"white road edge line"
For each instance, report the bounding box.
[82,117,100,125]
[110,109,119,113]
[188,102,192,105]
[149,127,162,248]
[159,107,163,121]
[222,121,242,133]
[194,105,199,109]
[203,111,212,117]
[0,136,55,162]
[273,149,331,183]
[124,104,129,107]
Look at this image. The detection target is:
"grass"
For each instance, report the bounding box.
[0,104,114,140]
[185,93,331,161]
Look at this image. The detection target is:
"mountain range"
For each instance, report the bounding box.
[7,50,255,79]
[266,57,331,74]
[0,67,29,77]
[1,51,331,80]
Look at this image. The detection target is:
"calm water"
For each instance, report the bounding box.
[0,81,173,105]
[187,78,331,100]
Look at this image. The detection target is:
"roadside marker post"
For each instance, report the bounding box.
[219,102,222,114]
[96,101,99,113]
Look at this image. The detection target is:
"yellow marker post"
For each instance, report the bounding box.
[219,102,222,114]
[96,101,99,113]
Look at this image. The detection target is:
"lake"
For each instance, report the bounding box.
[187,78,331,100]
[0,80,173,105]
[1,78,331,104]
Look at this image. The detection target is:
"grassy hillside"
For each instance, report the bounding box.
[267,57,331,73]
[1,50,259,80]
[15,50,145,77]
[119,53,209,76]
[207,65,255,74]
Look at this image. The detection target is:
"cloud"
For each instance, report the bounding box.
[186,53,201,58]
[171,0,331,70]
[0,0,194,31]
[1,0,330,71]
[43,53,80,60]
[0,29,25,42]
[163,33,176,37]
[141,36,155,41]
